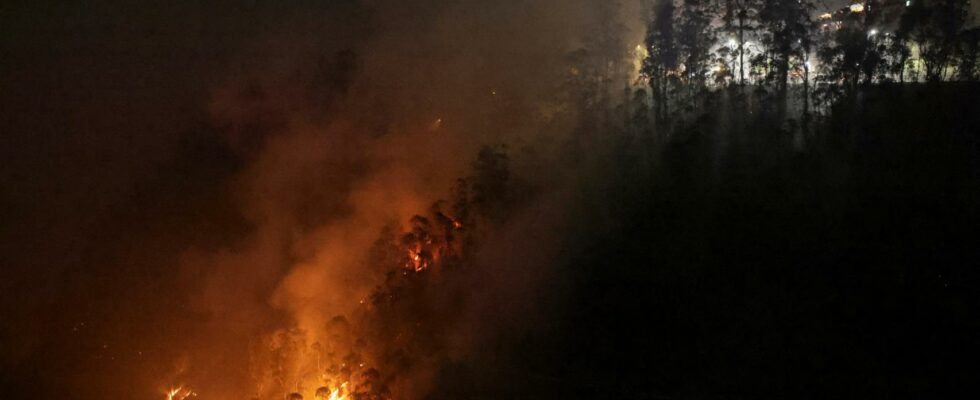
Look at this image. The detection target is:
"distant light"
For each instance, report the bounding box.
[868,29,878,37]
[819,12,833,20]
[850,3,864,12]
[905,0,911,6]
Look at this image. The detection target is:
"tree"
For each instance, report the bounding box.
[643,0,679,123]
[905,0,971,81]
[722,0,761,86]
[817,23,873,92]
[887,27,913,83]
[956,27,980,81]
[758,0,815,92]
[677,0,718,87]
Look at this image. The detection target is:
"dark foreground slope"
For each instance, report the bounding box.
[433,84,980,399]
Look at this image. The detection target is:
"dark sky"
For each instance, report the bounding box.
[1,0,259,260]
[0,1,338,395]
[1,0,325,210]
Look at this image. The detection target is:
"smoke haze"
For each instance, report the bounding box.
[1,0,642,398]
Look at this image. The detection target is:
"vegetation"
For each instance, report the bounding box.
[244,2,980,398]
[642,0,977,128]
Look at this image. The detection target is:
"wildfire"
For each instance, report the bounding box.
[327,382,349,400]
[406,247,428,272]
[165,386,194,400]
[400,213,464,272]
[311,381,350,400]
[162,211,462,400]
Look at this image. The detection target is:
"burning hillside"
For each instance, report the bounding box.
[1,0,641,398]
[130,0,641,396]
[161,142,540,400]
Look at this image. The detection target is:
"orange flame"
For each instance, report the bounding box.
[328,382,349,400]
[165,386,194,400]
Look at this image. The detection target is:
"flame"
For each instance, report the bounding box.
[328,382,349,400]
[165,386,193,400]
[406,247,428,272]
[163,210,462,399]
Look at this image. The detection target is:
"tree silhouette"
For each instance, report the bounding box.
[758,0,815,93]
[643,0,679,124]
[722,0,761,86]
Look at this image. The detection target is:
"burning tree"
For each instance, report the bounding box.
[229,144,527,400]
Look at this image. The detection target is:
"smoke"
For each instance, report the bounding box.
[19,0,644,398]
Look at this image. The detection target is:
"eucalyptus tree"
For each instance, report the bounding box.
[722,0,762,86]
[643,0,680,122]
[677,0,719,87]
[758,0,816,92]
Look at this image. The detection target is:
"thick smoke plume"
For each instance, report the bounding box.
[162,1,643,398]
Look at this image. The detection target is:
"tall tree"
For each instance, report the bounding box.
[723,0,761,86]
[816,20,877,92]
[758,0,815,92]
[677,0,718,87]
[643,0,679,123]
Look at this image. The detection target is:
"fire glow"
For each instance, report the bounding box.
[166,382,351,400]
[401,214,463,272]
[166,386,194,400]
[162,209,466,399]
